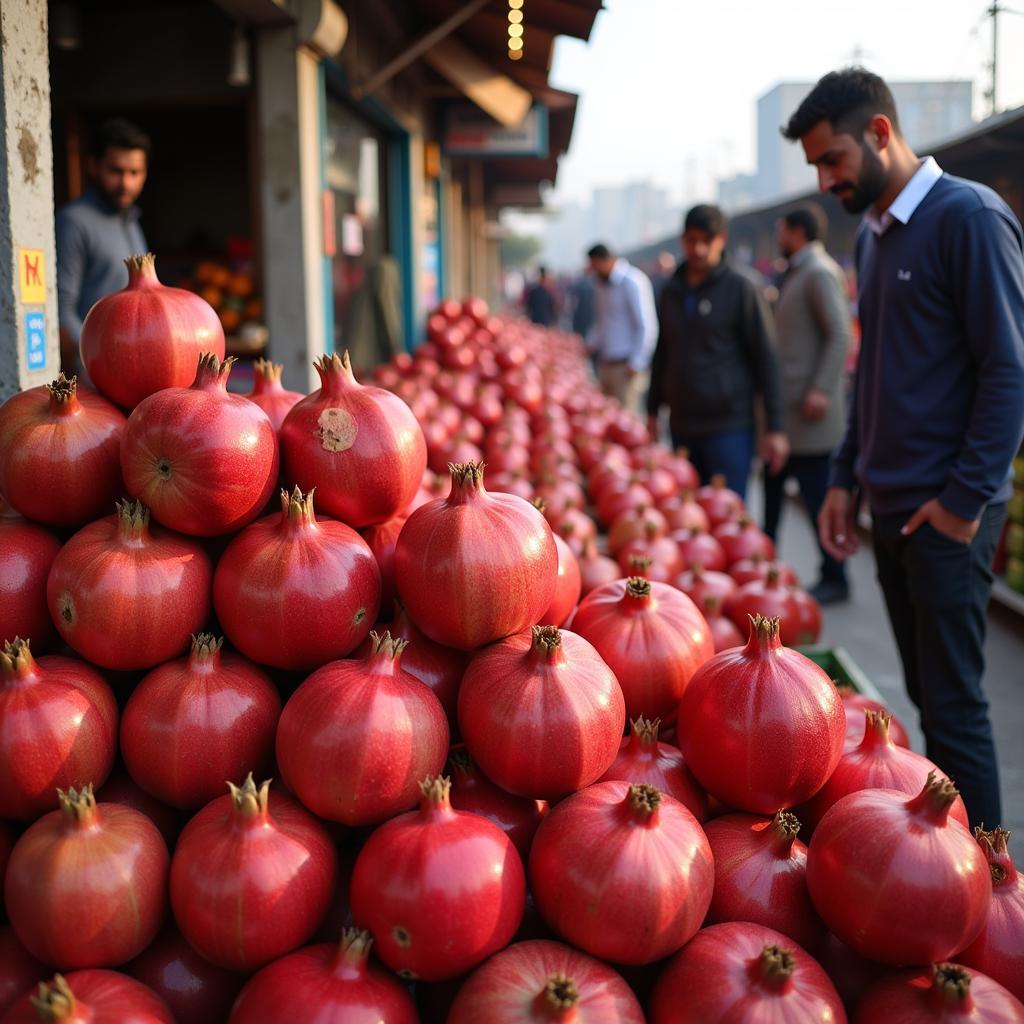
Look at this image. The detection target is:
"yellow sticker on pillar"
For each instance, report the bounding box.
[19,249,46,305]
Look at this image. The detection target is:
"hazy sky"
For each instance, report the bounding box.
[546,0,1024,207]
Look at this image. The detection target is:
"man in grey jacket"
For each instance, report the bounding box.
[764,206,852,603]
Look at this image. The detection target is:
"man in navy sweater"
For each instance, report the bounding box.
[783,69,1024,829]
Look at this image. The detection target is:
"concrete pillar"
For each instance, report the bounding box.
[255,28,326,394]
[0,0,60,401]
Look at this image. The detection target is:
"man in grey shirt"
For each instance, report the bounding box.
[56,118,150,374]
[764,205,852,603]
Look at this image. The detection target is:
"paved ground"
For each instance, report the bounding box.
[768,492,1024,839]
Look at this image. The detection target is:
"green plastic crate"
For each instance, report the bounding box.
[795,645,886,703]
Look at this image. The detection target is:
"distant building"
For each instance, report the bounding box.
[540,182,681,271]
[717,171,759,212]
[728,79,975,208]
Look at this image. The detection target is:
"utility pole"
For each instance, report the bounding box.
[988,1,999,116]
[983,1,1024,117]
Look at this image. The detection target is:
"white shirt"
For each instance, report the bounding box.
[865,156,943,236]
[586,259,658,371]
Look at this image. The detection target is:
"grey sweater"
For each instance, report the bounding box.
[56,187,147,343]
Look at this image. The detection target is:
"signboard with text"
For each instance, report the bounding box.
[18,248,46,305]
[25,311,46,371]
[442,103,549,158]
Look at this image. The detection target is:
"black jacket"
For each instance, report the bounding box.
[647,261,784,438]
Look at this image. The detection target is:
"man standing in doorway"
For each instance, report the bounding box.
[765,205,852,604]
[646,204,788,499]
[585,242,658,412]
[56,117,150,375]
[784,68,1024,828]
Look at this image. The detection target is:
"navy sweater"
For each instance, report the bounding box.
[831,174,1024,519]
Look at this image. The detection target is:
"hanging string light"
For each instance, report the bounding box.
[508,0,524,60]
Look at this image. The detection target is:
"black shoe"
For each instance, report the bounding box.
[809,579,850,605]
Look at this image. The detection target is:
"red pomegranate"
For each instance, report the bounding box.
[213,487,381,670]
[276,631,449,825]
[46,500,213,671]
[571,576,713,722]
[0,638,118,821]
[279,351,427,527]
[119,633,281,810]
[244,358,304,431]
[457,626,625,800]
[598,715,707,821]
[0,512,61,651]
[678,614,845,813]
[80,252,225,409]
[0,374,126,527]
[120,353,280,536]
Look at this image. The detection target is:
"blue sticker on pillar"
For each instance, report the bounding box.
[25,311,45,371]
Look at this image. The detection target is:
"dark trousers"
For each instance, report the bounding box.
[763,453,847,585]
[872,502,1007,828]
[671,428,755,502]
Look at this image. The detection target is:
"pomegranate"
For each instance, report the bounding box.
[80,252,225,409]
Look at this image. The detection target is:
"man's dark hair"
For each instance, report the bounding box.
[683,204,726,237]
[782,67,900,141]
[783,205,827,242]
[587,243,612,260]
[538,265,548,277]
[91,117,152,160]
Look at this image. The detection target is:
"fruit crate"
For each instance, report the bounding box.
[796,645,885,703]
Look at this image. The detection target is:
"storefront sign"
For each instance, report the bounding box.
[18,248,46,304]
[25,311,46,370]
[442,103,548,158]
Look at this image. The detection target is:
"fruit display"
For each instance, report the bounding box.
[0,278,1008,1021]
[1003,447,1024,593]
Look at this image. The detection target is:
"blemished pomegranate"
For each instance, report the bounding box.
[279,351,427,527]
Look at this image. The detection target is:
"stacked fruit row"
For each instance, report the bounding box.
[0,259,1020,1022]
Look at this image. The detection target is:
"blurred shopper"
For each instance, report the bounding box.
[784,67,1024,828]
[765,205,852,604]
[522,266,559,327]
[646,204,788,499]
[569,271,596,339]
[56,117,150,375]
[651,250,677,305]
[586,243,658,412]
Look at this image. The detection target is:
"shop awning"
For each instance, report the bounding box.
[410,0,602,205]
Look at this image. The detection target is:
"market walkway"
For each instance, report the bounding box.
[770,491,1024,838]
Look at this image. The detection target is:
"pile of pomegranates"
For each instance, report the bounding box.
[2,268,1017,1022]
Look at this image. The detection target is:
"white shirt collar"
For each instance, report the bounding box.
[608,258,629,284]
[865,156,943,236]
